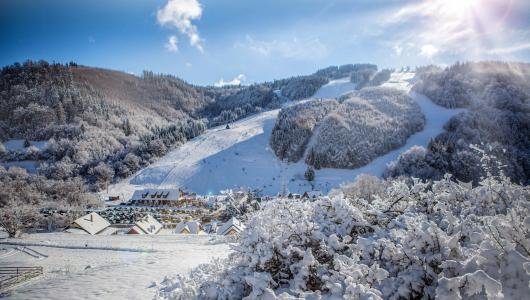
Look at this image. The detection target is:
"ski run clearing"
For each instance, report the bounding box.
[0,233,230,299]
[107,72,464,199]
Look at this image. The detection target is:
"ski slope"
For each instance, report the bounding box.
[107,73,464,198]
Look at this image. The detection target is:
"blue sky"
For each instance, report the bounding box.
[1,0,530,85]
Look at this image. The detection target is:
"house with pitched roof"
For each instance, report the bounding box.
[68,212,110,235]
[175,220,204,234]
[127,214,163,235]
[217,217,245,236]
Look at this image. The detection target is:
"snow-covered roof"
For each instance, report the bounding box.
[175,220,203,234]
[217,217,245,235]
[98,226,118,235]
[127,225,145,235]
[72,212,110,235]
[133,214,163,235]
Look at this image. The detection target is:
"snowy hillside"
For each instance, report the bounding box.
[107,72,464,198]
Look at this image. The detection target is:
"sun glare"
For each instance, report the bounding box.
[444,0,478,15]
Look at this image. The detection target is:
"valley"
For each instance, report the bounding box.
[106,72,463,198]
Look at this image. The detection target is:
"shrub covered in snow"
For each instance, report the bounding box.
[0,166,99,236]
[271,87,425,169]
[156,163,530,299]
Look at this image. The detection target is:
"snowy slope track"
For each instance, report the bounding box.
[107,73,463,198]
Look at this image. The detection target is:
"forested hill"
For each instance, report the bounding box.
[0,62,209,141]
[0,60,338,190]
[387,61,530,184]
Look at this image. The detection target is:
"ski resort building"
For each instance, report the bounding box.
[127,214,163,235]
[217,217,245,236]
[175,220,204,234]
[68,212,110,235]
[129,189,180,207]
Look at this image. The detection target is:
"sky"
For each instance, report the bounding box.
[1,0,530,86]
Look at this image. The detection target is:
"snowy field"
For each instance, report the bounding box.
[0,233,230,299]
[3,139,48,152]
[1,160,39,174]
[106,72,464,198]
[1,139,47,173]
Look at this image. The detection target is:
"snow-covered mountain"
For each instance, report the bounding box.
[107,72,463,198]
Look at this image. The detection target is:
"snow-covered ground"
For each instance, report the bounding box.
[3,140,48,152]
[312,77,357,98]
[0,233,230,299]
[1,160,40,174]
[106,73,464,198]
[1,139,47,173]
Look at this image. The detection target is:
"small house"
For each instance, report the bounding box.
[68,212,110,235]
[217,217,245,236]
[127,214,163,235]
[175,220,204,234]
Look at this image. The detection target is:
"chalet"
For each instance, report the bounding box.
[130,189,180,207]
[217,217,245,236]
[67,212,110,235]
[175,220,204,234]
[127,214,163,235]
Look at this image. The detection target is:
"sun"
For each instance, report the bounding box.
[444,0,479,16]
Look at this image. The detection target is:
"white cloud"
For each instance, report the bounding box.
[420,44,439,58]
[393,44,403,56]
[235,35,328,60]
[185,62,192,67]
[165,35,179,52]
[488,42,530,55]
[157,0,203,52]
[214,74,246,87]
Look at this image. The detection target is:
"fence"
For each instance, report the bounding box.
[0,266,43,290]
